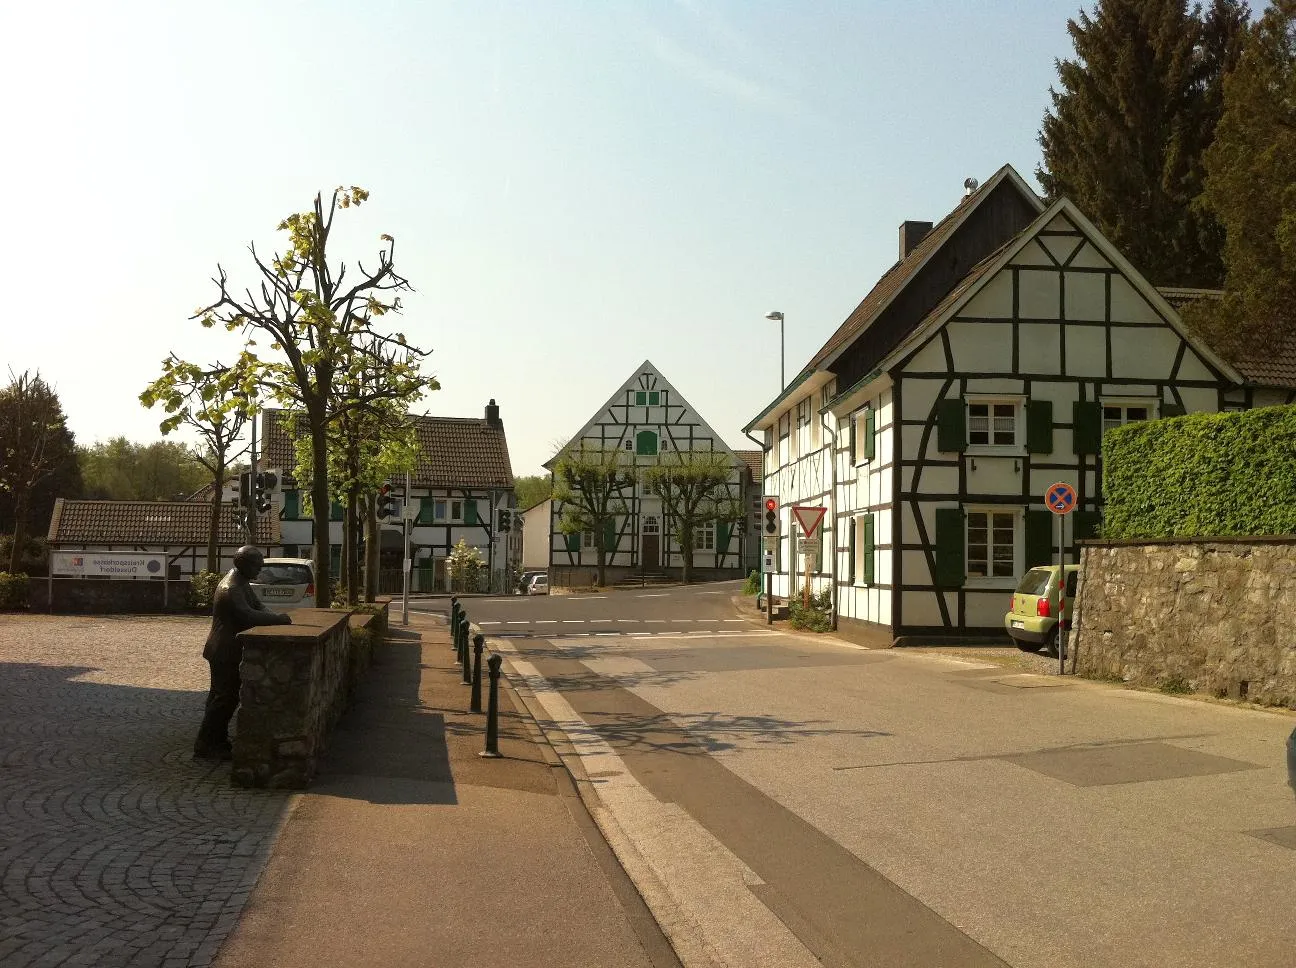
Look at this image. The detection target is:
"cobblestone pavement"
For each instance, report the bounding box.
[0,615,292,968]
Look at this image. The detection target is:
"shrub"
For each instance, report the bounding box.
[0,536,48,577]
[742,570,760,595]
[789,588,833,632]
[190,571,220,611]
[0,572,30,611]
[1103,406,1296,539]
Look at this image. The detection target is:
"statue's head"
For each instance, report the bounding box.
[233,546,265,580]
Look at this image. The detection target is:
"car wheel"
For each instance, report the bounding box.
[1014,638,1045,654]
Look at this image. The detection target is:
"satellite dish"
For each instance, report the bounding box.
[963,177,979,195]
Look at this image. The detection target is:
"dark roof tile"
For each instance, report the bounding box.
[47,499,279,546]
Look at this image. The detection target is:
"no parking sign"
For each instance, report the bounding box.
[1044,481,1076,676]
[1045,482,1076,515]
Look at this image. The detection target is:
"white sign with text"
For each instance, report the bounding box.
[52,552,168,579]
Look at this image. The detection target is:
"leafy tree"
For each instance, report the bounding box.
[1038,0,1249,287]
[514,474,553,510]
[1186,1,1296,358]
[193,186,431,607]
[446,538,486,593]
[552,446,636,587]
[139,355,255,572]
[78,438,209,502]
[641,451,743,585]
[0,371,82,572]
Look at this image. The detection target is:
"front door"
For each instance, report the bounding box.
[641,514,660,569]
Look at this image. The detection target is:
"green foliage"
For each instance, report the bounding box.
[78,438,209,501]
[446,538,487,593]
[0,572,29,610]
[642,450,742,584]
[514,474,553,510]
[789,589,833,632]
[1037,0,1248,288]
[1188,1,1296,359]
[742,569,760,595]
[0,535,48,577]
[553,446,635,586]
[190,571,221,611]
[1159,674,1193,694]
[1102,406,1296,538]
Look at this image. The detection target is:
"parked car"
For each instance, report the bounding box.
[1004,565,1078,653]
[517,570,545,595]
[526,574,549,596]
[249,557,316,610]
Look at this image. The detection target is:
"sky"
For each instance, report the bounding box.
[0,0,1083,479]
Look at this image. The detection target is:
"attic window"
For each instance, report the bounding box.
[635,391,647,406]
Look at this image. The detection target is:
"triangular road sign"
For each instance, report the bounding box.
[792,505,826,538]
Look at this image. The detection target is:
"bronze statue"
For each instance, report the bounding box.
[194,546,292,760]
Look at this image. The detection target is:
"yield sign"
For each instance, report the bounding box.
[792,505,827,538]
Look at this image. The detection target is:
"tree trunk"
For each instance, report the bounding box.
[343,492,359,607]
[206,460,225,574]
[7,494,26,573]
[364,493,379,602]
[309,409,331,608]
[681,534,693,585]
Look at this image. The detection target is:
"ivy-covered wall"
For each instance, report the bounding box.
[1103,406,1296,539]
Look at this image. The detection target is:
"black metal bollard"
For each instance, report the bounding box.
[449,598,460,647]
[457,616,469,666]
[470,634,485,712]
[461,622,472,685]
[480,653,503,758]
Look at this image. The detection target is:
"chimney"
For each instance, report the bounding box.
[899,220,933,259]
[485,398,501,428]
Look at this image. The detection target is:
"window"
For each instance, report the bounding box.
[821,380,836,407]
[853,406,875,464]
[582,530,595,549]
[1102,399,1155,433]
[642,514,660,535]
[695,520,715,551]
[649,391,660,405]
[967,510,1016,579]
[451,500,463,522]
[625,439,633,451]
[635,391,647,406]
[968,401,1018,447]
[795,398,812,455]
[433,500,447,522]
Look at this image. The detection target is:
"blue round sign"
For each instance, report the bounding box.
[1046,482,1077,515]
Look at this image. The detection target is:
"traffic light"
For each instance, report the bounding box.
[497,508,513,533]
[763,496,780,536]
[377,483,399,521]
[254,471,277,514]
[238,472,253,509]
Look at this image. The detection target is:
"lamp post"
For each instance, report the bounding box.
[765,311,785,390]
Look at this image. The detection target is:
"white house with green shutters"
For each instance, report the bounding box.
[546,361,760,585]
[745,164,1251,645]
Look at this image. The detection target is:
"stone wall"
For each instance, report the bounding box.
[1073,537,1296,708]
[28,577,194,613]
[231,603,388,789]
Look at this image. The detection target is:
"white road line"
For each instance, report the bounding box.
[670,620,693,623]
[562,620,585,624]
[697,591,725,595]
[534,620,558,624]
[722,619,744,623]
[567,595,607,600]
[506,621,529,625]
[617,619,640,623]
[637,593,668,598]
[479,621,502,625]
[644,620,666,624]
[594,632,620,637]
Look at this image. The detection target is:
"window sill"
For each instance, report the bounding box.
[965,446,1026,458]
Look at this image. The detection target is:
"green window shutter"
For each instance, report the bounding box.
[863,408,876,460]
[330,499,343,521]
[417,497,434,525]
[648,391,660,405]
[1074,510,1102,541]
[1024,509,1054,568]
[635,391,647,406]
[284,490,299,520]
[862,514,876,585]
[565,531,580,553]
[848,418,857,463]
[933,508,965,587]
[1026,400,1054,454]
[1073,401,1102,454]
[716,520,730,552]
[1161,403,1185,418]
[936,399,966,453]
[329,545,341,573]
[465,500,478,525]
[848,519,857,583]
[602,518,616,552]
[635,430,658,456]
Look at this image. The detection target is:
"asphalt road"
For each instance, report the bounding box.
[457,584,1296,968]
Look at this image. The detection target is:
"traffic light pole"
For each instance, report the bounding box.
[247,411,257,543]
[401,470,411,626]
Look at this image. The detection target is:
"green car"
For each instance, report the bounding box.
[1004,565,1079,653]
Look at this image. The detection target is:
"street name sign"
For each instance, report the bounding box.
[797,536,822,554]
[792,506,827,538]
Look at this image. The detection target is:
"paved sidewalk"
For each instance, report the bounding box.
[215,612,676,968]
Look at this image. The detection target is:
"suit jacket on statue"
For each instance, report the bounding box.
[202,569,289,662]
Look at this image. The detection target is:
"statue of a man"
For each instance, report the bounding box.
[194,546,292,760]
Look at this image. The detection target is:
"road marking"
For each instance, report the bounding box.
[567,595,607,600]
[594,632,620,637]
[480,621,501,625]
[722,619,744,623]
[697,591,725,595]
[506,621,529,625]
[670,620,693,623]
[637,593,668,598]
[534,620,558,624]
[617,619,640,623]
[644,620,666,624]
[562,620,585,624]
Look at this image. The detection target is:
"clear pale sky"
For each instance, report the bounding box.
[0,1,1080,479]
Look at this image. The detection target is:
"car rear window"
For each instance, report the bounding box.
[1015,569,1052,595]
[257,564,312,586]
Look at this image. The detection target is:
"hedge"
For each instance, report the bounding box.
[1102,405,1296,539]
[0,572,29,611]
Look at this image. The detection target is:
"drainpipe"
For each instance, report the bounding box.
[821,411,839,630]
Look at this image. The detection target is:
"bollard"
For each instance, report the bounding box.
[461,621,472,685]
[456,615,468,664]
[480,653,503,758]
[450,598,460,648]
[470,634,485,712]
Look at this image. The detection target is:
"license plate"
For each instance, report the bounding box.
[1010,620,1025,629]
[259,588,296,599]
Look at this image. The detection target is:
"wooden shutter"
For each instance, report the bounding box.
[1161,403,1185,418]
[1024,509,1053,568]
[284,490,299,520]
[602,518,617,552]
[1074,510,1102,541]
[417,497,434,525]
[933,507,965,587]
[464,500,478,525]
[936,399,966,453]
[1026,400,1054,454]
[716,520,730,553]
[862,514,875,585]
[848,517,857,583]
[565,531,580,553]
[848,417,857,463]
[1073,401,1102,454]
[636,430,658,456]
[863,408,876,460]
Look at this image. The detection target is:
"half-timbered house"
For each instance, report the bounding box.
[547,361,759,585]
[745,163,1256,644]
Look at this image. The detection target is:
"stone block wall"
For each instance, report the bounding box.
[29,577,194,613]
[1073,537,1296,708]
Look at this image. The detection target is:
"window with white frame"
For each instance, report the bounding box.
[967,398,1022,449]
[966,509,1017,579]
[795,398,812,455]
[1102,398,1156,434]
[694,520,715,551]
[433,500,447,522]
[852,406,875,464]
[642,514,660,535]
[582,530,595,549]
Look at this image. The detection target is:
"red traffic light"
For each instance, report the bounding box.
[764,497,777,512]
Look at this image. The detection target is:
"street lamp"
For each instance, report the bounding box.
[765,311,785,390]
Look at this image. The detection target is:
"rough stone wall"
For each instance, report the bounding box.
[1073,538,1296,708]
[28,578,194,613]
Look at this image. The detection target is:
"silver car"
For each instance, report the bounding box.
[527,574,549,596]
[249,557,316,610]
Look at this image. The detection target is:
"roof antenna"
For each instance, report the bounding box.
[963,177,979,197]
